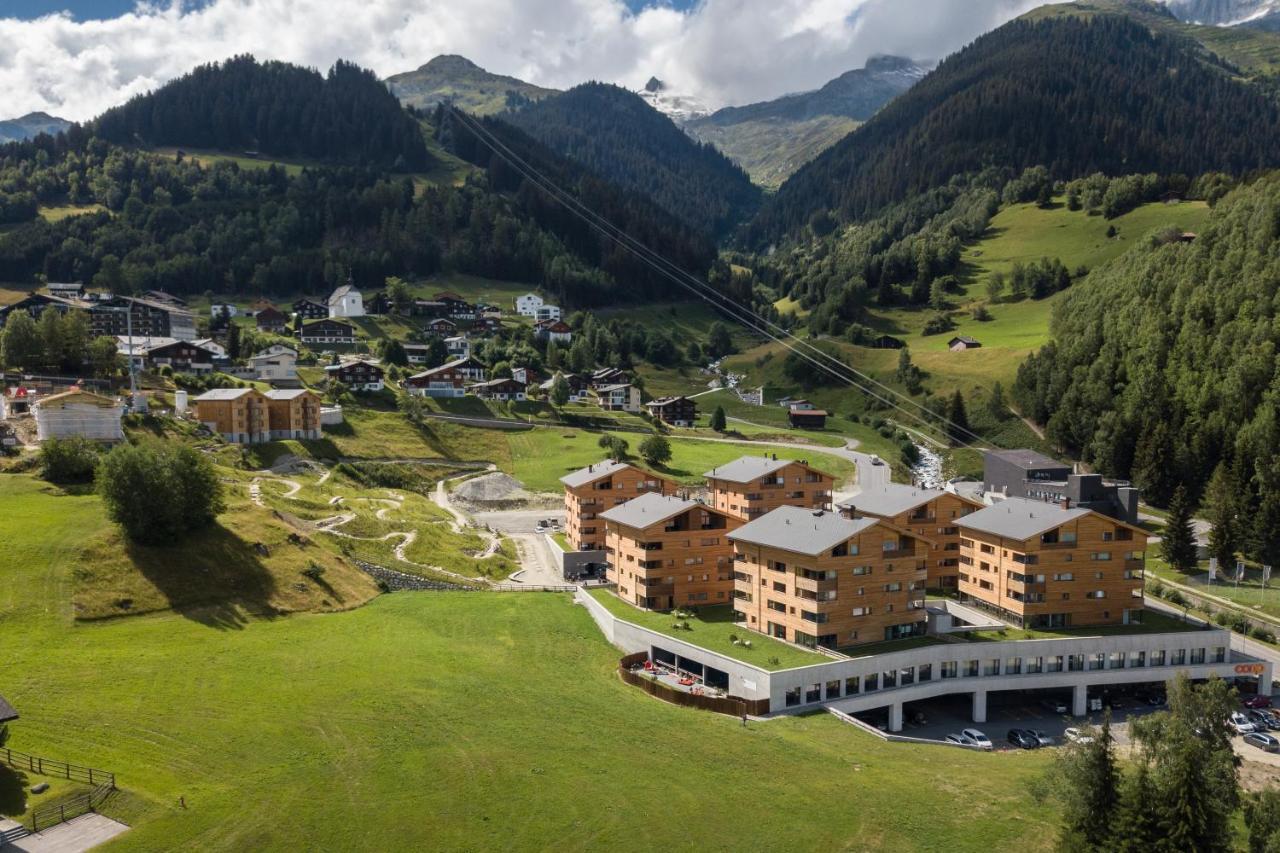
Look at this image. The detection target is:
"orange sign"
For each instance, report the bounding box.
[1235,663,1266,675]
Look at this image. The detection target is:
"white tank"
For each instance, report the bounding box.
[175,389,189,414]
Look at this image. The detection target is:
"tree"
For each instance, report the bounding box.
[424,337,448,368]
[1205,461,1242,571]
[707,322,734,358]
[96,440,224,544]
[710,405,727,432]
[1161,484,1199,572]
[380,338,408,367]
[986,271,1006,303]
[1244,789,1280,853]
[88,336,119,378]
[597,433,629,459]
[549,373,570,407]
[60,310,91,372]
[944,390,970,446]
[1055,712,1120,851]
[895,348,922,395]
[639,434,672,467]
[227,320,242,360]
[38,437,99,485]
[0,308,41,370]
[37,307,65,370]
[986,381,1008,421]
[385,276,412,314]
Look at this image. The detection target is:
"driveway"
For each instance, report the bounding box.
[472,508,568,586]
[694,427,888,498]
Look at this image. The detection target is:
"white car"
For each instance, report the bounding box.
[961,728,993,750]
[1230,712,1258,735]
[1064,727,1095,745]
[1026,729,1055,747]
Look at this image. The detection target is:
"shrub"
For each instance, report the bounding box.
[1214,611,1231,626]
[921,312,955,336]
[1166,590,1186,607]
[38,437,99,484]
[1252,627,1276,644]
[1149,580,1166,598]
[96,439,224,544]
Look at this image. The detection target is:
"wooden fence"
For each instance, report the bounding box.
[29,782,115,832]
[0,748,115,788]
[618,657,769,717]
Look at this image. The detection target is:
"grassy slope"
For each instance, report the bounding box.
[1,476,1058,851]
[688,114,862,189]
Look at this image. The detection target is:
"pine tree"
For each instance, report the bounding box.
[1057,712,1120,850]
[1205,461,1241,572]
[945,389,970,446]
[1243,789,1280,853]
[1110,762,1162,853]
[710,405,727,432]
[550,373,570,407]
[1132,419,1177,506]
[986,381,1008,421]
[1161,484,1199,573]
[227,321,242,360]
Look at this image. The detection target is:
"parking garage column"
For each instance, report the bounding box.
[888,701,903,733]
[971,690,987,724]
[1073,684,1088,717]
[1262,662,1276,697]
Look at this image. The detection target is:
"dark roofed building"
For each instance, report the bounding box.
[646,396,697,427]
[948,336,982,351]
[788,406,827,429]
[292,298,329,321]
[983,448,1141,524]
[255,305,289,333]
[869,334,904,349]
[0,693,17,723]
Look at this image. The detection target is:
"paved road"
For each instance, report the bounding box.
[472,508,568,586]
[692,428,889,500]
[1144,595,1280,668]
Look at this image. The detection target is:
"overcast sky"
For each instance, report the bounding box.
[1,0,1049,121]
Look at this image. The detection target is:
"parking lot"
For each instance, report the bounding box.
[853,685,1172,749]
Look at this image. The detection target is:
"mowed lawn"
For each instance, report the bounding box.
[1,477,1058,852]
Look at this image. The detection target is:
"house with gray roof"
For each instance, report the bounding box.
[728,507,881,557]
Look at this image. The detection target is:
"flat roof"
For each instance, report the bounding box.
[599,492,699,529]
[560,458,635,488]
[839,482,949,517]
[704,455,794,483]
[728,506,877,556]
[985,448,1067,470]
[957,496,1090,541]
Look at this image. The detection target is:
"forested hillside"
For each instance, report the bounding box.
[386,55,558,115]
[1014,175,1280,557]
[94,56,431,169]
[746,15,1280,245]
[503,83,761,236]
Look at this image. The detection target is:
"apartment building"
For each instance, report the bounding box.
[602,492,743,611]
[839,483,985,589]
[984,448,1141,524]
[704,455,834,520]
[956,496,1148,629]
[264,389,322,440]
[194,388,269,444]
[560,459,674,551]
[728,506,932,649]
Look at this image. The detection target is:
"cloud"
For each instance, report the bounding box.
[0,0,1051,122]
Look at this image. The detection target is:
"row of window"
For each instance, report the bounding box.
[781,646,1228,707]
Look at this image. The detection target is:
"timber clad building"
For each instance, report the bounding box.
[839,483,985,589]
[602,493,743,611]
[729,507,932,649]
[560,460,673,551]
[956,497,1148,628]
[705,455,834,520]
[194,387,320,443]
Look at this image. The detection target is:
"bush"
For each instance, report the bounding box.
[1251,627,1276,644]
[1166,589,1186,607]
[96,439,225,544]
[38,437,100,484]
[1148,580,1166,598]
[639,434,672,466]
[921,312,955,336]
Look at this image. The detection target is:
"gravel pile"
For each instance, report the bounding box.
[454,472,527,502]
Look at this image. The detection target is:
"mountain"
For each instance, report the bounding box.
[386,55,558,115]
[745,14,1280,246]
[502,82,761,237]
[94,55,431,169]
[0,112,72,144]
[1163,0,1280,27]
[637,77,711,123]
[686,56,927,188]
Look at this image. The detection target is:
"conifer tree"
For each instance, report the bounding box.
[1205,461,1242,572]
[710,405,727,433]
[1161,484,1199,573]
[945,390,970,446]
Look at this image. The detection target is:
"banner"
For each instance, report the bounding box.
[1208,557,1217,581]
[1266,565,1272,584]
[1237,561,1247,581]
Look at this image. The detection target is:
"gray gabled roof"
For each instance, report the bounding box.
[957,496,1090,541]
[194,388,257,401]
[728,506,878,556]
[598,492,699,529]
[704,455,793,483]
[264,389,312,400]
[839,482,948,518]
[0,693,16,723]
[559,458,633,488]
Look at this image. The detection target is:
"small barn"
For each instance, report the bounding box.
[948,336,982,351]
[34,389,125,442]
[788,406,827,430]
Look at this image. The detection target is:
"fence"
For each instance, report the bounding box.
[29,782,115,832]
[618,656,769,717]
[490,583,578,593]
[0,748,115,788]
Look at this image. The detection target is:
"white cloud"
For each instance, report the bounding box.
[0,0,1050,121]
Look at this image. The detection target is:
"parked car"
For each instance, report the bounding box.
[1230,712,1258,735]
[869,455,884,466]
[1143,692,1167,707]
[1259,711,1280,731]
[962,728,993,750]
[1246,732,1280,753]
[1026,729,1055,747]
[1247,710,1274,729]
[1040,698,1069,714]
[1244,695,1274,710]
[1064,728,1094,745]
[1007,729,1039,750]
[944,734,969,746]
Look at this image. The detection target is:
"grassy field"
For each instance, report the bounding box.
[1148,557,1280,622]
[964,608,1203,642]
[1,473,1059,851]
[587,588,824,670]
[38,203,108,222]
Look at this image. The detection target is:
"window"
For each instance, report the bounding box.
[940,661,958,679]
[918,663,933,682]
[1129,651,1145,668]
[1089,653,1105,671]
[1171,649,1186,666]
[1150,650,1166,667]
[864,673,879,692]
[1006,657,1023,674]
[845,675,861,695]
[1191,648,1206,664]
[964,660,980,677]
[1109,652,1125,669]
[772,582,786,593]
[851,606,871,617]
[771,560,787,572]
[1214,646,1226,663]
[984,659,1001,676]
[785,687,802,707]
[1048,656,1064,673]
[767,600,786,613]
[882,670,897,689]
[1027,657,1044,674]
[1087,590,1106,599]
[1054,573,1074,581]
[852,565,872,576]
[805,684,822,703]
[882,540,898,552]
[1092,552,1112,561]
[1068,654,1084,672]
[884,582,902,593]
[900,667,916,686]
[826,680,842,699]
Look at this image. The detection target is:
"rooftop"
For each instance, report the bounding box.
[0,693,16,723]
[957,496,1090,541]
[559,458,634,488]
[36,389,120,408]
[703,455,794,483]
[840,482,951,518]
[264,389,312,400]
[599,492,699,530]
[194,388,258,401]
[728,506,877,556]
[985,448,1067,470]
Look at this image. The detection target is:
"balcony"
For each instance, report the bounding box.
[794,574,838,594]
